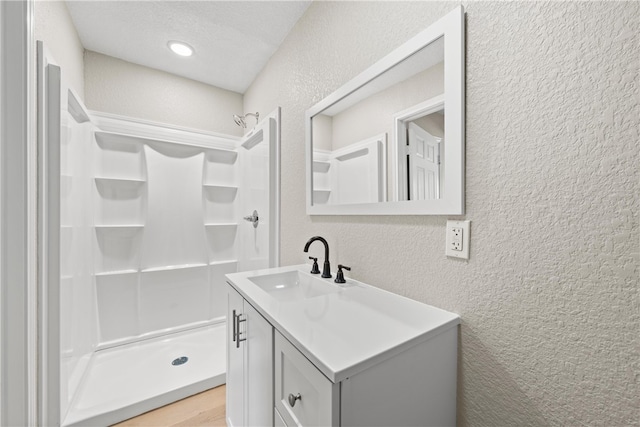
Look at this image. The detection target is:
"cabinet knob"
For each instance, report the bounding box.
[288,393,302,407]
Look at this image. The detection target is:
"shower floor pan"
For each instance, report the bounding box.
[62,324,226,427]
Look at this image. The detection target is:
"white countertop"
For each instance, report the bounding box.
[226,264,460,383]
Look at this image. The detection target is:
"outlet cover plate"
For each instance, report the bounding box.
[446,220,470,259]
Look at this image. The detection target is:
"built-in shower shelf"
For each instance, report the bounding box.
[96,131,238,154]
[95,177,147,184]
[94,225,144,240]
[95,269,138,277]
[313,189,331,204]
[202,184,237,190]
[209,259,238,266]
[95,225,145,229]
[141,263,208,273]
[313,160,331,173]
[205,223,238,227]
[205,149,238,164]
[203,185,238,206]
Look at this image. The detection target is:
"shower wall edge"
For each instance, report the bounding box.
[95,317,226,352]
[90,110,241,150]
[63,374,225,427]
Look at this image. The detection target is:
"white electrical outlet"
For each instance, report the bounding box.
[451,227,463,251]
[446,220,470,259]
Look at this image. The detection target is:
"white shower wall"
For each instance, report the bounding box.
[59,92,247,423]
[91,128,240,349]
[60,108,98,418]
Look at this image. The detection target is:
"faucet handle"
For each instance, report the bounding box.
[334,265,351,283]
[309,257,320,274]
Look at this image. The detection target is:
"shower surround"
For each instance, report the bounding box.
[52,85,277,426]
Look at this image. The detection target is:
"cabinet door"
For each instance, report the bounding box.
[227,285,274,427]
[275,331,339,426]
[244,301,273,427]
[226,285,244,427]
[275,408,289,427]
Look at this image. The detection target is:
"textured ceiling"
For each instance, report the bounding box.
[66,1,311,94]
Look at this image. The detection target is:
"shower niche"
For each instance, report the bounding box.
[42,54,280,426]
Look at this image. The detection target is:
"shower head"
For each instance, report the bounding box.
[233,112,259,129]
[233,114,246,128]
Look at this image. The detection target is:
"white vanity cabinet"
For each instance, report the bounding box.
[226,285,273,427]
[226,265,460,426]
[272,327,457,427]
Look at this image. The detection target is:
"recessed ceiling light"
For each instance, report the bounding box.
[168,41,193,57]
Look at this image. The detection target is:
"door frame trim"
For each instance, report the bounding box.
[393,95,445,201]
[0,0,38,425]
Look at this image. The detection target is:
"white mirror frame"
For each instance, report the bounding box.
[305,6,464,215]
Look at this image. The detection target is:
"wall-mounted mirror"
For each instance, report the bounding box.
[306,6,464,215]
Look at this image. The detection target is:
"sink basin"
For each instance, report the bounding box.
[248,270,338,301]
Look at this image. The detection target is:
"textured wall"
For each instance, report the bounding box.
[244,1,639,425]
[34,0,85,98]
[84,51,243,136]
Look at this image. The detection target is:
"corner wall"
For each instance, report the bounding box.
[243,1,639,425]
[34,0,84,98]
[84,51,243,137]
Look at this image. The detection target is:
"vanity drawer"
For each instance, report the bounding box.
[274,331,339,426]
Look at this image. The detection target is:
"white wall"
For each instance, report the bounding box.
[311,114,332,152]
[84,51,243,137]
[330,62,443,151]
[34,0,84,98]
[412,113,444,139]
[244,2,640,426]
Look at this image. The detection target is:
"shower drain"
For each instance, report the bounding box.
[171,356,189,366]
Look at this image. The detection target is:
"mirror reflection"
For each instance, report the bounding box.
[395,99,445,201]
[311,37,444,206]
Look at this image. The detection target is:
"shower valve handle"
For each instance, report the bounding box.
[243,210,259,228]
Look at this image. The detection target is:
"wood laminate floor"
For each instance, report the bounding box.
[113,385,226,427]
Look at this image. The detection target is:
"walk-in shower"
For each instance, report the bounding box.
[38,44,280,426]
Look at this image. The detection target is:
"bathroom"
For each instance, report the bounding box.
[0,1,638,426]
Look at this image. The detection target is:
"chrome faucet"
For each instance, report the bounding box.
[303,236,331,278]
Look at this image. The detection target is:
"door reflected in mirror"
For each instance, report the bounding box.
[394,97,445,202]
